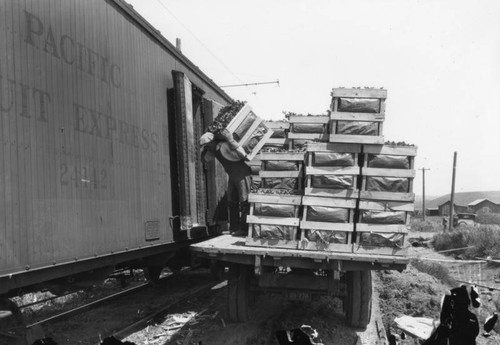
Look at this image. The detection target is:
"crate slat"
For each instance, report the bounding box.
[304,188,359,198]
[363,144,417,156]
[355,224,409,233]
[288,116,330,124]
[299,241,353,253]
[330,113,385,121]
[302,196,357,208]
[300,221,354,232]
[306,142,362,153]
[359,191,415,202]
[288,133,329,140]
[248,194,302,204]
[329,134,384,144]
[260,170,303,178]
[306,166,360,176]
[362,168,416,178]
[247,215,300,226]
[260,152,305,161]
[331,88,387,98]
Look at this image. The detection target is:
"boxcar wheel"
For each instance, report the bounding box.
[227,264,250,322]
[144,266,162,283]
[345,270,372,328]
[0,298,26,344]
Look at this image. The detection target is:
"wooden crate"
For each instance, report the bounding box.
[263,122,290,149]
[259,151,305,191]
[298,196,356,253]
[245,194,301,249]
[304,143,361,198]
[287,115,330,142]
[225,104,274,161]
[360,144,417,202]
[354,199,413,256]
[329,88,386,144]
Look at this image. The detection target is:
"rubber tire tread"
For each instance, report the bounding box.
[346,271,372,328]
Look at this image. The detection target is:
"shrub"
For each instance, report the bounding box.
[477,213,500,225]
[410,259,456,286]
[431,225,500,259]
[410,216,444,232]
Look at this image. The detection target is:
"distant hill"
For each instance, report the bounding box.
[426,191,500,209]
[414,195,440,210]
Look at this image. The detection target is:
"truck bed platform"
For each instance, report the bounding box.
[191,235,408,271]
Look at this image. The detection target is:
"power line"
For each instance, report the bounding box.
[220,80,280,88]
[154,0,245,85]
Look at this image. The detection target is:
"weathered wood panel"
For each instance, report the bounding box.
[0,0,230,278]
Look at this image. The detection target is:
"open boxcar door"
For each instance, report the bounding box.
[169,71,209,240]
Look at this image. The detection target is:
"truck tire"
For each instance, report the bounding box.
[227,264,250,322]
[345,270,372,328]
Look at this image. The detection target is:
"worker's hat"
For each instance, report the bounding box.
[219,142,241,162]
[199,132,214,146]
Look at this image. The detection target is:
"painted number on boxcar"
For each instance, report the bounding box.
[59,163,109,190]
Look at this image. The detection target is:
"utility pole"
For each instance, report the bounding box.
[420,168,430,220]
[449,152,457,231]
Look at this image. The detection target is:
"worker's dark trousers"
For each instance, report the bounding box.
[228,200,249,233]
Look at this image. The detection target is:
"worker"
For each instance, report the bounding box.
[199,129,251,237]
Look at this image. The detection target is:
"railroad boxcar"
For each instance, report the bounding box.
[0,0,231,302]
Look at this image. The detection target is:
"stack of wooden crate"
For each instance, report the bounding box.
[287,115,329,149]
[245,150,305,248]
[299,142,361,252]
[354,144,417,255]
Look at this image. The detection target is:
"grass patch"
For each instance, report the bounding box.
[431,225,500,259]
[410,259,456,286]
[410,216,444,232]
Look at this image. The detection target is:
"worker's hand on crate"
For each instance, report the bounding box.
[221,129,239,150]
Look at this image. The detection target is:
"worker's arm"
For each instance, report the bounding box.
[221,129,247,160]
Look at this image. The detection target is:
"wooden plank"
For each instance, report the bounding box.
[330,113,385,121]
[306,142,362,153]
[260,152,305,161]
[306,166,360,176]
[247,215,300,226]
[304,188,359,199]
[248,194,302,204]
[363,144,418,156]
[331,88,387,98]
[359,191,415,202]
[264,121,290,129]
[225,103,253,133]
[362,168,416,178]
[299,241,353,253]
[302,196,357,208]
[300,221,354,232]
[245,129,273,161]
[259,170,302,178]
[288,116,330,124]
[359,199,415,212]
[190,234,409,265]
[245,238,298,249]
[353,245,407,256]
[265,138,288,145]
[288,132,329,140]
[329,134,384,144]
[355,224,409,233]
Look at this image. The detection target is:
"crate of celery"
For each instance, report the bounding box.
[207,101,273,161]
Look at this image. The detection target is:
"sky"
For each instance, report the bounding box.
[126,0,500,197]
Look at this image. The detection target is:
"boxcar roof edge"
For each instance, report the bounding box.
[109,0,233,103]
